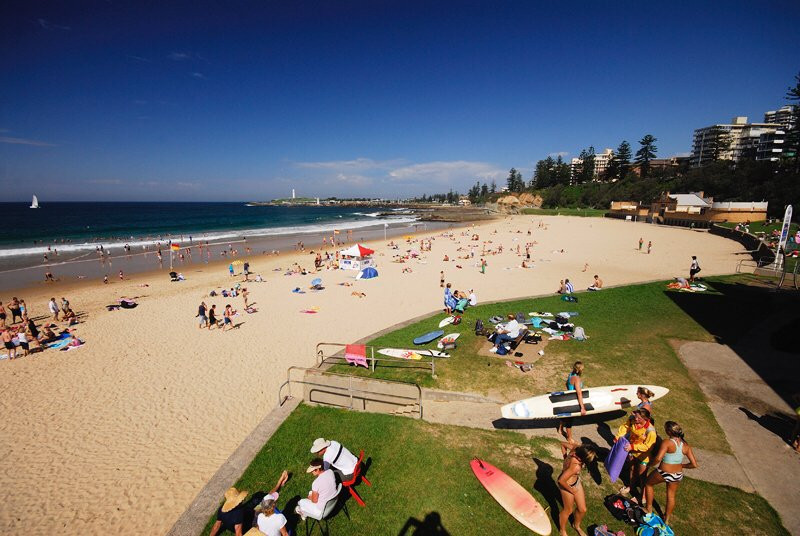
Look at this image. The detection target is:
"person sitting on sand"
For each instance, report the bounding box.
[616,408,657,498]
[588,275,603,291]
[253,470,291,536]
[557,443,596,536]
[62,308,77,325]
[352,291,366,298]
[40,325,57,343]
[643,421,698,526]
[296,458,339,521]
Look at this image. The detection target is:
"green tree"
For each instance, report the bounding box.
[506,168,524,192]
[490,180,497,193]
[480,182,489,201]
[554,155,571,185]
[785,72,800,170]
[533,156,556,188]
[580,146,596,183]
[615,140,632,180]
[635,134,658,178]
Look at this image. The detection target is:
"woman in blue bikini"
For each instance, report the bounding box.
[643,421,698,525]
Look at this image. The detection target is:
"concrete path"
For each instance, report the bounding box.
[421,391,753,491]
[167,397,301,536]
[679,341,800,535]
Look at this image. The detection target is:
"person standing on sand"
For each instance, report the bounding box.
[103,275,109,284]
[118,270,124,280]
[647,241,652,254]
[242,288,250,308]
[223,304,234,331]
[557,443,596,536]
[689,255,701,282]
[2,327,17,360]
[48,298,60,321]
[9,297,22,325]
[440,271,445,288]
[208,304,217,330]
[197,302,208,329]
[0,301,6,328]
[639,237,643,251]
[480,258,487,274]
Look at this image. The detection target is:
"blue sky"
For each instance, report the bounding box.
[1,1,798,201]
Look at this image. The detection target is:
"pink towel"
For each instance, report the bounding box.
[345,344,368,368]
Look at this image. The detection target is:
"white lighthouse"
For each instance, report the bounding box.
[292,189,296,199]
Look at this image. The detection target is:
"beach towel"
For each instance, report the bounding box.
[345,344,368,368]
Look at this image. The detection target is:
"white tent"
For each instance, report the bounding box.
[339,243,375,271]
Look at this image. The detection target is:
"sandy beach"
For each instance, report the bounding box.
[0,215,745,534]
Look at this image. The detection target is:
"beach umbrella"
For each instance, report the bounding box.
[311,278,322,286]
[356,267,379,280]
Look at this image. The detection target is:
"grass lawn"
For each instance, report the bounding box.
[521,207,608,217]
[718,220,798,236]
[330,277,764,453]
[203,404,788,536]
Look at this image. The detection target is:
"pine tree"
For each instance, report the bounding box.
[785,72,800,170]
[490,180,497,193]
[635,135,658,178]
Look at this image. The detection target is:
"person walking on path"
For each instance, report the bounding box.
[557,443,596,536]
[689,256,701,282]
[208,304,218,330]
[48,298,60,321]
[647,241,652,254]
[197,302,208,329]
[639,237,644,251]
[644,421,698,525]
[480,258,487,274]
[558,361,586,443]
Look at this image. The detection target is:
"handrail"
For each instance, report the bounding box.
[315,342,436,378]
[278,366,423,419]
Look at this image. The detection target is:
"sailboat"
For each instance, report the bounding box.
[30,195,40,209]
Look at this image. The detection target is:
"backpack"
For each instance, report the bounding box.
[603,494,645,526]
[561,295,578,303]
[474,319,485,335]
[573,326,586,341]
[636,512,674,536]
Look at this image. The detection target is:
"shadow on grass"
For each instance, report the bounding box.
[397,512,450,535]
[492,411,627,432]
[664,278,800,408]
[532,457,561,526]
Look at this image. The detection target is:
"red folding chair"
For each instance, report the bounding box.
[340,450,372,507]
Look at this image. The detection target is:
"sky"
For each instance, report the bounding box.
[1,1,798,202]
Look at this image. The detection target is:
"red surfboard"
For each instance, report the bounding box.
[470,458,551,534]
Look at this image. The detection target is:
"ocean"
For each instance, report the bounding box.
[0,202,445,291]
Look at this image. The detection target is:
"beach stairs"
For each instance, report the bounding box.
[278,366,424,419]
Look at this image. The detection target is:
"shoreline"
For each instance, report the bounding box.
[0,214,746,534]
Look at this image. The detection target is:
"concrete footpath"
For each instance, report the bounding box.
[679,341,800,535]
[422,389,754,492]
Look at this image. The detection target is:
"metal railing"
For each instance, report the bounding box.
[277,366,423,419]
[736,256,778,273]
[314,342,436,377]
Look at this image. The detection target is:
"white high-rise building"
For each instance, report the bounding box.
[292,189,296,199]
[691,115,782,166]
[570,148,614,182]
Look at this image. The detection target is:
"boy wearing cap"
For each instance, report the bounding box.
[295,459,338,521]
[310,437,358,482]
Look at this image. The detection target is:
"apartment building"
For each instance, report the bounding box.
[570,148,614,181]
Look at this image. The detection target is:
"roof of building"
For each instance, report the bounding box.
[668,193,711,207]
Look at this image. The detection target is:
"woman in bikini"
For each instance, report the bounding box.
[558,361,586,443]
[643,421,698,525]
[636,387,654,415]
[557,443,596,536]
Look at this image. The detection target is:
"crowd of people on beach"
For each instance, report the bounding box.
[0,295,81,360]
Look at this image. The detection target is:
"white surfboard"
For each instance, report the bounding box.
[437,332,461,349]
[500,385,669,420]
[438,316,456,328]
[378,348,450,359]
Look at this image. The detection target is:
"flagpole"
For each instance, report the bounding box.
[170,249,173,270]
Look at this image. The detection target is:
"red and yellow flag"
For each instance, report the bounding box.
[171,243,180,251]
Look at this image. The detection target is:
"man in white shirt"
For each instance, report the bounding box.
[468,289,477,307]
[310,438,358,481]
[296,459,338,521]
[48,298,60,321]
[491,314,525,352]
[565,279,575,294]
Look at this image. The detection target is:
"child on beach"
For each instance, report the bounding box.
[647,241,652,254]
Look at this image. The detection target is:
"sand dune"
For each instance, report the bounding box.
[0,215,743,534]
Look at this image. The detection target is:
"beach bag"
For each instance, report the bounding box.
[573,326,586,341]
[561,295,578,303]
[636,513,673,536]
[604,494,645,526]
[474,318,485,335]
[496,344,509,356]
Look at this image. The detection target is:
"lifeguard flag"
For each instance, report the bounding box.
[171,243,180,251]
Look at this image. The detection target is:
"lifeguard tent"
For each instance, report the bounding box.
[339,244,375,271]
